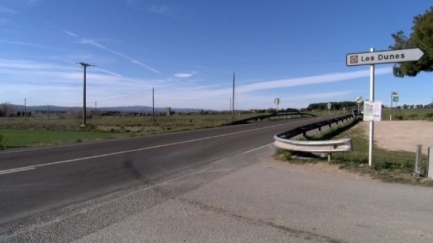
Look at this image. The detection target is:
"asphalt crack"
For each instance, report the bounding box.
[177,197,344,243]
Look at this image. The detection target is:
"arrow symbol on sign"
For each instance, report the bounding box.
[346,48,424,66]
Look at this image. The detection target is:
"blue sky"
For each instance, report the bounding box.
[1,0,432,110]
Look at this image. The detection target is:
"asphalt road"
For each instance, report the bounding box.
[2,142,432,243]
[0,115,338,229]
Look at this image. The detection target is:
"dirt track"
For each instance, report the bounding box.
[358,121,433,155]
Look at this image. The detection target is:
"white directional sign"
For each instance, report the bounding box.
[327,102,332,110]
[346,48,424,66]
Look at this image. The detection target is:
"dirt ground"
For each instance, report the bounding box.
[358,120,433,155]
[272,120,433,180]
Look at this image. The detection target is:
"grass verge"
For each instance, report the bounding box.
[0,130,130,149]
[275,118,433,187]
[0,113,272,149]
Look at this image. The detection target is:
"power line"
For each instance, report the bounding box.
[96,88,153,103]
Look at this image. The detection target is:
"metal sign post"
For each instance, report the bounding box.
[369,48,375,167]
[274,98,280,111]
[355,96,363,113]
[390,92,399,120]
[346,48,423,167]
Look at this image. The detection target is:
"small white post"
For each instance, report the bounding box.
[390,92,392,121]
[368,48,375,167]
[415,145,422,175]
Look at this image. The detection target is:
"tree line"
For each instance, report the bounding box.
[305,101,357,111]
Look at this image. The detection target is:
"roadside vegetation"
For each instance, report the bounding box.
[275,118,433,187]
[0,113,267,149]
[309,108,433,120]
[381,108,433,121]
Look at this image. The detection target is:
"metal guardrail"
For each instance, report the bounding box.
[224,108,316,125]
[274,137,352,153]
[273,114,355,155]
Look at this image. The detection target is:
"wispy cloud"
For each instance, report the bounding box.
[235,68,392,94]
[0,6,16,14]
[172,67,393,100]
[64,30,78,38]
[0,57,393,110]
[0,58,157,87]
[148,5,178,17]
[0,58,161,106]
[174,72,193,78]
[63,30,163,75]
[0,39,59,50]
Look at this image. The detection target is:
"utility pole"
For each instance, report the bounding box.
[24,98,27,120]
[78,62,94,127]
[152,87,155,123]
[232,72,235,122]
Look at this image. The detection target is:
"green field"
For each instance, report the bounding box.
[0,113,268,149]
[3,109,431,150]
[0,130,128,148]
[309,108,433,121]
[381,108,433,120]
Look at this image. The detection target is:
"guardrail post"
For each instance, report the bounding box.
[428,146,433,179]
[414,145,422,175]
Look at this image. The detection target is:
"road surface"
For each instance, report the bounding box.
[0,116,333,232]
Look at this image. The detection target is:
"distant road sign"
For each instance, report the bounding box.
[274,98,280,105]
[355,96,363,104]
[393,96,399,102]
[346,48,424,66]
[327,102,332,110]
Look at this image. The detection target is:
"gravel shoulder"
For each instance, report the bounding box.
[358,120,433,155]
[72,145,433,243]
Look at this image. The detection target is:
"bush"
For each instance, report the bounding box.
[394,114,404,120]
[406,114,418,120]
[425,113,433,120]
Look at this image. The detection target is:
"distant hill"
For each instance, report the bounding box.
[7,104,211,113]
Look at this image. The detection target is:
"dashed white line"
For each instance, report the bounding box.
[0,119,309,176]
[0,166,36,175]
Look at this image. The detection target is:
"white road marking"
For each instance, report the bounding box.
[0,166,36,175]
[0,144,273,240]
[241,143,273,154]
[0,119,310,176]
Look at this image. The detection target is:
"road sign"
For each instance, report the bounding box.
[327,102,332,110]
[274,98,280,105]
[355,96,363,104]
[392,96,399,102]
[346,48,424,66]
[363,101,382,121]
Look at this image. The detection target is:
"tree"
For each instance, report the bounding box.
[389,7,433,77]
[0,103,14,117]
